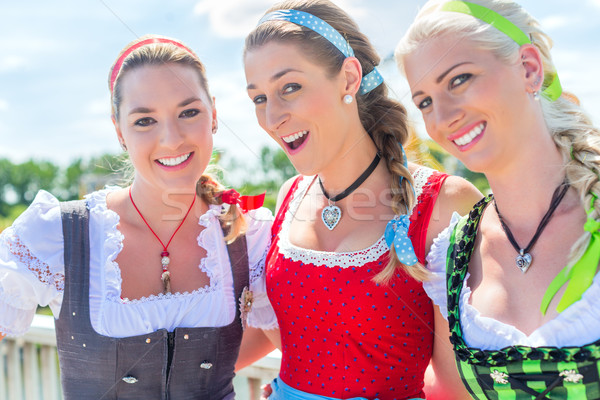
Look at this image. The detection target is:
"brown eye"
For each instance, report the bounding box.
[180,109,200,118]
[134,117,156,127]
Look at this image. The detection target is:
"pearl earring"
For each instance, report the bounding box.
[343,94,353,104]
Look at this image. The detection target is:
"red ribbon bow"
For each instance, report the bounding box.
[220,189,265,213]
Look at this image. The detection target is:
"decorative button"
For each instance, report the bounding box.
[72,312,76,316]
[71,336,74,340]
[200,362,213,369]
[82,343,86,348]
[490,370,509,384]
[560,370,584,384]
[145,338,151,344]
[184,334,189,340]
[122,376,138,384]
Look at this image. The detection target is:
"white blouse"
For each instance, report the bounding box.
[425,213,600,350]
[0,188,277,338]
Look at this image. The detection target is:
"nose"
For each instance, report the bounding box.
[264,98,288,133]
[434,94,464,130]
[160,118,185,149]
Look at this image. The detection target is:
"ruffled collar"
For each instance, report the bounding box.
[85,188,225,303]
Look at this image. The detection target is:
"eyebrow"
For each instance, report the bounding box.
[246,68,301,90]
[128,97,202,115]
[411,62,473,99]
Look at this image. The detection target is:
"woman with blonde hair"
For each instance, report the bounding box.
[244,1,482,398]
[396,1,600,398]
[0,35,275,399]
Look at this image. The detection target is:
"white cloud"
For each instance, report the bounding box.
[193,0,369,38]
[0,99,8,111]
[193,0,275,38]
[588,0,600,8]
[0,55,28,72]
[539,15,572,31]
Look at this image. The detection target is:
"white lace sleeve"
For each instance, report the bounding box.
[245,207,278,330]
[0,190,65,336]
[423,212,462,321]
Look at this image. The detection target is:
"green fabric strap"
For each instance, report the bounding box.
[540,197,600,314]
[440,1,562,102]
[441,1,530,45]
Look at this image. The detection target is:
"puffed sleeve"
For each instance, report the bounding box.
[423,212,461,321]
[245,207,278,330]
[0,190,65,336]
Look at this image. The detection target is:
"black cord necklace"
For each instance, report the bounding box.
[493,179,569,273]
[318,152,381,230]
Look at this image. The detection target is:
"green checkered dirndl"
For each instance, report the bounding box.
[446,195,600,400]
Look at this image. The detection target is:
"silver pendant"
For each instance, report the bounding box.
[322,204,342,230]
[515,250,532,273]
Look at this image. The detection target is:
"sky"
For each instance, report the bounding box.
[1,0,599,169]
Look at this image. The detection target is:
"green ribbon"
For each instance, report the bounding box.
[440,1,562,102]
[540,197,600,315]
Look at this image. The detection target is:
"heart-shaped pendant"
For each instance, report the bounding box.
[515,252,532,273]
[322,205,341,230]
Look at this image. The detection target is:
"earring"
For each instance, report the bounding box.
[343,94,353,104]
[533,90,540,101]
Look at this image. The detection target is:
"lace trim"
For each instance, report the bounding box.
[277,177,398,268]
[250,245,269,284]
[4,234,64,291]
[0,285,32,310]
[411,166,436,210]
[276,170,435,268]
[0,324,25,337]
[115,282,217,304]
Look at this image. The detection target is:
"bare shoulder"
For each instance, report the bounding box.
[425,175,483,253]
[439,175,483,216]
[275,175,302,214]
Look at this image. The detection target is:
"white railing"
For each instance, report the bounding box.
[0,315,280,400]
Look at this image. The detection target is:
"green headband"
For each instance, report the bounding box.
[440,1,562,102]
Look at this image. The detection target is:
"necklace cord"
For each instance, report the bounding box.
[494,180,569,255]
[128,187,197,252]
[318,153,381,202]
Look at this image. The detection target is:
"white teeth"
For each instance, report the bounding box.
[157,153,191,166]
[282,130,308,143]
[454,123,485,146]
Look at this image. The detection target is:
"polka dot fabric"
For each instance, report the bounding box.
[258,9,384,96]
[266,169,448,399]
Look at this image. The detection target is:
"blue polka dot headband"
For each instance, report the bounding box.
[258,9,384,96]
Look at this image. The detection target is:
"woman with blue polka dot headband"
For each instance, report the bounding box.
[242,1,483,399]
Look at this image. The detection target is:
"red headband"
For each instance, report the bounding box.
[109,38,196,94]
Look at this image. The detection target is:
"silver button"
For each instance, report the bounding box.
[490,370,508,384]
[560,370,584,383]
[122,376,138,384]
[200,362,213,370]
